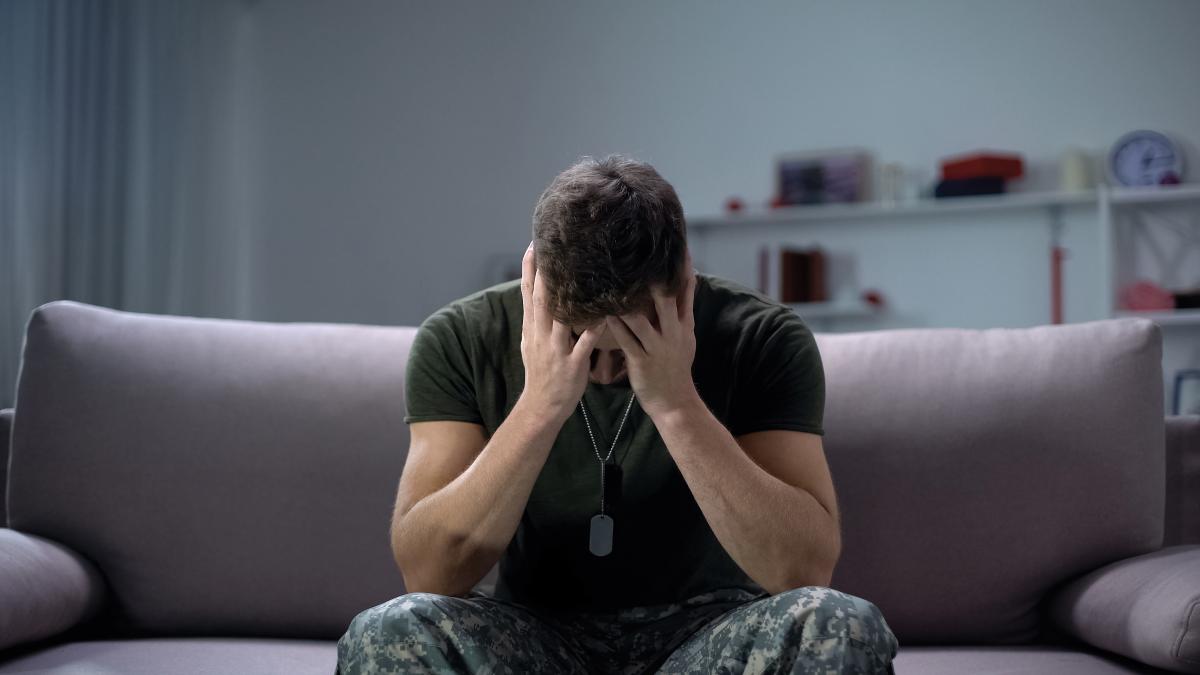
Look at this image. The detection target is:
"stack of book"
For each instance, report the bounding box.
[779,247,827,303]
[935,152,1024,198]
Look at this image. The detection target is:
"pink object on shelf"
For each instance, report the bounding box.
[1118,280,1175,311]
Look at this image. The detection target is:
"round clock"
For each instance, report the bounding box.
[1109,130,1185,187]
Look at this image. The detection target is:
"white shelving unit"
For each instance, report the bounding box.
[691,189,1101,327]
[689,189,1097,229]
[1108,184,1200,205]
[1099,184,1200,327]
[690,184,1200,327]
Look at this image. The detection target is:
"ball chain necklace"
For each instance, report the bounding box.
[578,389,636,557]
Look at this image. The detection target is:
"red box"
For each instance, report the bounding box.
[941,152,1024,181]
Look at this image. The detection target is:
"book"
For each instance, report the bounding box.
[779,247,827,303]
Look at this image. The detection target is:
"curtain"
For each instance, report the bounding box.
[0,0,249,409]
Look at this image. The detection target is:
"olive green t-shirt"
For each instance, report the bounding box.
[403,272,825,611]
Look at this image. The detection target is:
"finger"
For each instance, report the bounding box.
[679,266,697,328]
[606,316,646,358]
[550,318,573,353]
[532,259,552,335]
[650,284,678,342]
[521,242,535,331]
[618,312,658,354]
[571,321,605,361]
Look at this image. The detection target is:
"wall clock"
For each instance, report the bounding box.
[1108,130,1185,187]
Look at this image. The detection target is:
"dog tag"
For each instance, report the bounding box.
[589,514,614,556]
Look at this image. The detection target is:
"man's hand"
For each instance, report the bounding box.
[605,251,700,419]
[519,241,606,422]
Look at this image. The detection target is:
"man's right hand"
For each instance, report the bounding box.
[519,241,605,422]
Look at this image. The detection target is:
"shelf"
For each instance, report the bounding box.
[1107,184,1200,206]
[689,190,1097,228]
[786,300,883,320]
[1114,309,1200,326]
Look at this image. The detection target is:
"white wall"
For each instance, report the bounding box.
[235,1,1200,373]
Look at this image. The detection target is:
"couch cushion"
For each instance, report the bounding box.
[1047,544,1200,674]
[8,301,415,638]
[892,645,1170,674]
[0,529,106,652]
[0,638,335,674]
[814,318,1165,644]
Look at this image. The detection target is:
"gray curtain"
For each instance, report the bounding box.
[0,0,247,409]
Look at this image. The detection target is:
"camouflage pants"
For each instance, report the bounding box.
[336,586,899,674]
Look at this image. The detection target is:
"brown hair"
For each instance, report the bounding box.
[531,154,688,327]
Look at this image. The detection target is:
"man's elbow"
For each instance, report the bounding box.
[770,535,841,593]
[768,565,835,594]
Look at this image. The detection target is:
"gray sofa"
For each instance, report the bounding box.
[1,300,1198,674]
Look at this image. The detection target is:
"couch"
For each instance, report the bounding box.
[1,300,1198,674]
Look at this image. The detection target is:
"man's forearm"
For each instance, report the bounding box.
[652,393,840,593]
[393,396,567,596]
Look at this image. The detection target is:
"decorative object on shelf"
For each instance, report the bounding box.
[903,167,931,202]
[1108,130,1186,187]
[1059,148,1093,192]
[776,149,872,206]
[1173,369,1200,416]
[941,151,1025,181]
[935,150,1024,199]
[1118,280,1175,311]
[779,246,827,303]
[861,288,886,308]
[725,196,744,213]
[878,162,904,206]
[935,176,1006,199]
[1051,240,1068,325]
[1174,288,1200,310]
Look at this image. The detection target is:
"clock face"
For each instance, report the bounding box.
[1110,130,1184,187]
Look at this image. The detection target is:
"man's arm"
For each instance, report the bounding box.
[603,253,839,594]
[653,403,841,593]
[391,398,565,597]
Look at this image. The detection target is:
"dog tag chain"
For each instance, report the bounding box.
[579,391,636,557]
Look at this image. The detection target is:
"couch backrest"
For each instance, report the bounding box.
[1,407,12,527]
[9,301,415,639]
[1165,414,1200,548]
[814,318,1164,644]
[8,301,1167,644]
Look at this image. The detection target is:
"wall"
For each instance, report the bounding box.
[234,0,1200,405]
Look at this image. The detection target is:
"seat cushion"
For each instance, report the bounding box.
[1,640,1163,674]
[893,645,1171,674]
[0,638,336,674]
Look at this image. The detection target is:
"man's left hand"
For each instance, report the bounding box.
[606,252,700,420]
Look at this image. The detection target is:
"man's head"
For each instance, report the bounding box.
[531,154,689,384]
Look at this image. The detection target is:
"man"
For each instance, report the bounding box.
[338,155,899,674]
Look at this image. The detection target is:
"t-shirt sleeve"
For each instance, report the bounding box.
[403,308,485,425]
[727,309,826,437]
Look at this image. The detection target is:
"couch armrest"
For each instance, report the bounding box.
[1047,544,1200,674]
[1166,415,1200,546]
[1,408,12,527]
[0,528,106,653]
